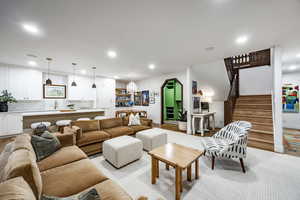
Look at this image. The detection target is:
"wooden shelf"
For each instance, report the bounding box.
[116,94,131,96]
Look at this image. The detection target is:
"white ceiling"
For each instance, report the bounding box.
[0,0,300,80]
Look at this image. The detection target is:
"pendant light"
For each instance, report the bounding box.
[45,57,52,85]
[92,67,96,88]
[71,63,77,87]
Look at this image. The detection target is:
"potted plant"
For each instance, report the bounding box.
[0,90,17,112]
[178,110,187,131]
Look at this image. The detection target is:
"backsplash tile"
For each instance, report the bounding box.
[8,100,94,112]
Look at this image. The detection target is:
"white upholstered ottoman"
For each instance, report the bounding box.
[103,136,143,168]
[136,128,167,151]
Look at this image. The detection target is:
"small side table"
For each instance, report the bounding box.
[148,143,203,200]
[191,112,216,136]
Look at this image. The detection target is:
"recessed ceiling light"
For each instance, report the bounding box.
[22,23,40,35]
[81,69,87,74]
[114,76,120,79]
[28,60,37,66]
[236,36,248,44]
[289,65,297,71]
[107,50,117,59]
[148,64,156,70]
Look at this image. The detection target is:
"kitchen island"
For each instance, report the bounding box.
[22,109,105,129]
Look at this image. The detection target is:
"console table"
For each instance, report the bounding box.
[191,112,216,136]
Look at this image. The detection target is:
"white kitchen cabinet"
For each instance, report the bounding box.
[68,75,96,101]
[0,66,9,92]
[8,67,42,100]
[0,113,23,137]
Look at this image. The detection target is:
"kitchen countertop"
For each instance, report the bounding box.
[22,109,105,116]
[0,109,104,115]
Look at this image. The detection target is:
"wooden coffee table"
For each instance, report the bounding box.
[148,143,203,200]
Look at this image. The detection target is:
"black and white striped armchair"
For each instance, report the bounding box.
[202,121,252,173]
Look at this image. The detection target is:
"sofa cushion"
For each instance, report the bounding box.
[0,177,37,200]
[77,131,110,147]
[13,134,37,160]
[0,142,14,182]
[78,179,132,200]
[129,125,151,133]
[41,159,108,197]
[38,146,87,172]
[71,120,100,132]
[104,126,134,138]
[31,132,61,162]
[3,149,42,199]
[100,118,123,129]
[80,143,102,156]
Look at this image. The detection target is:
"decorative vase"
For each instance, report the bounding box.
[0,102,8,112]
[178,121,187,131]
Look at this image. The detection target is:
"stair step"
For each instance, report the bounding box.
[235,104,272,110]
[238,95,272,99]
[248,137,274,144]
[250,129,273,135]
[248,140,274,151]
[233,116,273,124]
[249,131,274,142]
[234,109,273,116]
[233,114,272,119]
[237,99,272,105]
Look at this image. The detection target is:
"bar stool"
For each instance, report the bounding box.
[56,120,71,133]
[94,116,107,120]
[77,118,90,121]
[31,122,51,129]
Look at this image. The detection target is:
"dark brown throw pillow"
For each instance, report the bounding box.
[31,131,61,161]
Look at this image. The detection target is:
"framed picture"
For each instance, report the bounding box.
[283,84,299,113]
[142,90,149,106]
[43,84,66,99]
[192,80,197,95]
[134,92,142,106]
[150,92,155,104]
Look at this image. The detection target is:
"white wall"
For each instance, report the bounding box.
[191,60,230,128]
[134,70,187,124]
[0,63,115,113]
[282,72,300,129]
[191,60,230,101]
[116,80,128,88]
[240,66,273,95]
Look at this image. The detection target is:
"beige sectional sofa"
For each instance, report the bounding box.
[0,133,132,200]
[66,117,152,155]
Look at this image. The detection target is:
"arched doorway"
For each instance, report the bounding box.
[160,78,183,125]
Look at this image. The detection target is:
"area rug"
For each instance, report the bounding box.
[91,129,300,200]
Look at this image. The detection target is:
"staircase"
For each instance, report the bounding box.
[224,48,274,151]
[233,95,274,151]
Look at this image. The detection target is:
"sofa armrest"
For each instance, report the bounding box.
[141,118,153,127]
[64,126,82,140]
[53,132,75,147]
